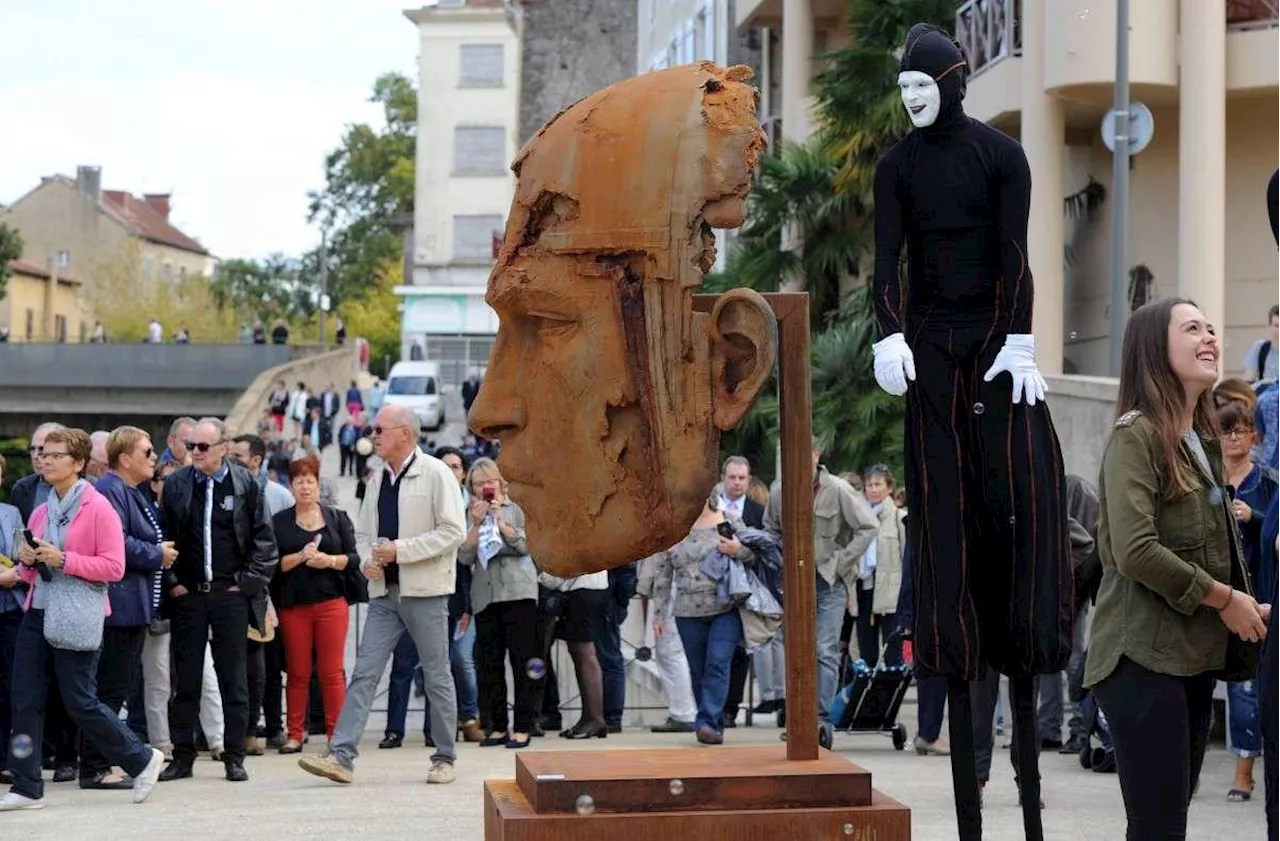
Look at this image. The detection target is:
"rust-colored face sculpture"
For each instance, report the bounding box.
[469,63,777,576]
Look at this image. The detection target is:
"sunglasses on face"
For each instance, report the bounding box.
[186,441,221,453]
[372,425,406,436]
[136,447,155,459]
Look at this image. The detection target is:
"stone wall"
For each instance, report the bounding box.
[226,348,358,436]
[516,0,638,147]
[1044,373,1120,486]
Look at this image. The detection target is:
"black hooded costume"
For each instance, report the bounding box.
[872,24,1074,841]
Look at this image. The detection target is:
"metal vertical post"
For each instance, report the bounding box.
[318,232,329,349]
[1108,0,1131,376]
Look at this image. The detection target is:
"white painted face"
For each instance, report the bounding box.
[898,70,941,128]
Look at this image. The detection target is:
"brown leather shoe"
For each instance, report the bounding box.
[244,737,264,757]
[459,719,484,743]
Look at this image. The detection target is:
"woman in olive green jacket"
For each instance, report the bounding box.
[1085,297,1271,839]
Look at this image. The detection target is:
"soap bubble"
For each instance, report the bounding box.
[1068,331,1078,340]
[575,794,595,815]
[1008,515,1016,526]
[669,779,684,796]
[10,733,33,759]
[972,402,986,416]
[526,658,547,680]
[843,824,855,836]
[1079,9,1090,19]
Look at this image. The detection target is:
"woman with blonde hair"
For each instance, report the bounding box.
[459,458,539,749]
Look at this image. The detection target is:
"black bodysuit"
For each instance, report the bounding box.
[873,31,1073,684]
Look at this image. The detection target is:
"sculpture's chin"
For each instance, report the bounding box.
[704,196,746,229]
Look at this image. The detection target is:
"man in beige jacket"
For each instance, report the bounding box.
[299,406,466,786]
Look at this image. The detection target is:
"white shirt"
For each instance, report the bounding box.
[148,321,162,343]
[719,493,745,518]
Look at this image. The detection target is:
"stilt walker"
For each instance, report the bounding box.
[870,23,1075,841]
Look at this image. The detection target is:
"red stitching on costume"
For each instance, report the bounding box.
[934,60,968,82]
[949,329,972,677]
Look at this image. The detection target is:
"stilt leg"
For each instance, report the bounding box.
[1010,674,1044,841]
[947,676,982,841]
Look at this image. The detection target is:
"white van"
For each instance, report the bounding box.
[384,361,445,431]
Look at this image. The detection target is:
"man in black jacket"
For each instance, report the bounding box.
[9,422,64,522]
[157,418,277,783]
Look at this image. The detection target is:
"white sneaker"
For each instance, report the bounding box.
[133,748,165,804]
[0,792,45,811]
[426,760,455,785]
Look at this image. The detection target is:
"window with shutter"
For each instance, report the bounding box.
[452,215,503,262]
[454,126,507,175]
[459,44,504,87]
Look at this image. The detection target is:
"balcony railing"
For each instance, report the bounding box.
[1227,0,1279,30]
[955,0,1021,79]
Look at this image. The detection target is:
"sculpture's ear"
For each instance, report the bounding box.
[709,288,778,430]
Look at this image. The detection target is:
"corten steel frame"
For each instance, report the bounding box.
[693,291,818,761]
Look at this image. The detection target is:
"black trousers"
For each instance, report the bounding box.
[1094,657,1214,841]
[43,673,78,767]
[246,640,265,741]
[917,674,948,743]
[0,610,22,771]
[262,635,285,738]
[170,589,250,765]
[854,584,902,669]
[724,646,749,719]
[904,314,1073,680]
[968,669,1039,785]
[476,599,540,734]
[79,625,146,779]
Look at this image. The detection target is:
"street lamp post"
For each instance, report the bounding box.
[1108,0,1131,377]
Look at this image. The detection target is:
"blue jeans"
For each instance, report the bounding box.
[1227,679,1262,758]
[8,610,154,800]
[675,610,743,733]
[386,616,479,738]
[816,575,847,722]
[425,619,478,723]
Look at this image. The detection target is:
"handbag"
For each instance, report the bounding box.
[43,570,108,652]
[1216,485,1262,683]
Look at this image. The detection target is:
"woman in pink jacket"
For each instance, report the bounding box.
[1,428,163,812]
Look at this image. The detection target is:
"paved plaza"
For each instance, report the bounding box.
[0,722,1267,839]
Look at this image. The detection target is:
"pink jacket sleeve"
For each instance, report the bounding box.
[62,497,125,584]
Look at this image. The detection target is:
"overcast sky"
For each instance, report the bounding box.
[0,0,424,260]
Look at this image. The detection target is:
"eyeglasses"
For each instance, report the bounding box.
[186,441,222,453]
[41,452,75,461]
[137,447,155,459]
[1224,429,1254,440]
[372,425,407,436]
[28,446,42,457]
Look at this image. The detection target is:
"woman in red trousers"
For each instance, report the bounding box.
[270,457,363,753]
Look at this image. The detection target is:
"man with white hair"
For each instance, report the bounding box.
[87,431,110,481]
[299,405,465,786]
[9,422,65,521]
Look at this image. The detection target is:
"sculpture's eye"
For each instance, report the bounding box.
[528,314,576,338]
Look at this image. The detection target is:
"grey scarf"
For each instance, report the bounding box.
[44,479,89,551]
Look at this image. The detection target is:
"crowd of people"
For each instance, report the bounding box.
[0,306,1276,836]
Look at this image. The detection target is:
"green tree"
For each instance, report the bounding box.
[338,260,403,379]
[309,72,416,305]
[0,222,24,303]
[211,255,298,320]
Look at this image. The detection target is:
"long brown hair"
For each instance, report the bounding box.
[1115,297,1220,496]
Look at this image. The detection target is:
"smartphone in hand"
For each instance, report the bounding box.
[716,522,736,540]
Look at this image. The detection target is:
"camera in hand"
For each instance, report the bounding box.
[715,521,736,540]
[23,529,52,582]
[482,487,497,503]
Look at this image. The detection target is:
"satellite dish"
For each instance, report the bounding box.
[1101,102,1154,156]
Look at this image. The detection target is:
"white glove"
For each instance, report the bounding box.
[982,334,1048,406]
[872,333,916,397]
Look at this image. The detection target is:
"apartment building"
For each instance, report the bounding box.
[401,0,519,384]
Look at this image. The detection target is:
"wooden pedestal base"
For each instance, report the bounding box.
[483,747,910,840]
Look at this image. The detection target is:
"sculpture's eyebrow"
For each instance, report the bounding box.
[488,269,581,315]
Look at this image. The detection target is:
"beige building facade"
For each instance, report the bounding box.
[0,259,88,342]
[0,166,215,332]
[737,0,1278,377]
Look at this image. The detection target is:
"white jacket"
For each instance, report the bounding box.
[355,451,466,599]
